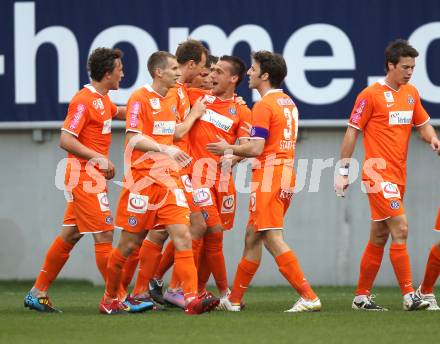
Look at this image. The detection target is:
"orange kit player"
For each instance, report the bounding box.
[24,48,125,312]
[207,50,321,312]
[335,39,440,311]
[99,51,218,315]
[188,55,251,302]
[416,208,440,310]
[124,40,208,307]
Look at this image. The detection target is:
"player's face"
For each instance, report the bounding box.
[162,57,182,88]
[108,58,124,90]
[210,61,234,95]
[247,60,262,89]
[388,56,415,86]
[190,66,211,90]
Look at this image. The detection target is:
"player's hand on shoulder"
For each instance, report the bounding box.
[191,97,206,119]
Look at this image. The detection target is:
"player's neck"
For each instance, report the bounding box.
[151,80,170,97]
[258,85,275,97]
[213,89,234,100]
[384,75,401,91]
[90,80,109,96]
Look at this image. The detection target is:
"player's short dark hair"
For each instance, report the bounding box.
[206,54,219,68]
[252,50,287,88]
[219,55,247,87]
[87,48,123,82]
[175,39,208,65]
[147,51,176,78]
[384,39,419,72]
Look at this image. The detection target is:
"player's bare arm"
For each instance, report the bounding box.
[416,122,440,155]
[207,135,265,158]
[114,106,127,120]
[334,126,359,197]
[59,130,115,180]
[173,97,206,141]
[126,131,191,167]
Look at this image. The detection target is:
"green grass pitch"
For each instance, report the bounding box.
[0,280,438,344]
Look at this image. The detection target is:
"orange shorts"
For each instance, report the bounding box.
[115,174,190,233]
[62,182,114,234]
[248,165,295,232]
[180,174,200,213]
[363,180,406,221]
[191,174,236,230]
[434,208,440,231]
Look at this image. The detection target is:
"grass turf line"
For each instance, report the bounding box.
[0,281,438,344]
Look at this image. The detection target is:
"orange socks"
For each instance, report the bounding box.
[197,245,211,293]
[275,250,317,301]
[132,240,162,296]
[117,247,140,300]
[174,250,198,300]
[421,245,440,294]
[154,241,175,280]
[192,238,203,268]
[105,248,127,299]
[355,241,384,295]
[204,232,228,293]
[390,243,414,295]
[34,236,74,292]
[229,258,259,304]
[94,242,113,282]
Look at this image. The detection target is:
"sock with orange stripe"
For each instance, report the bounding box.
[197,245,211,293]
[174,250,198,301]
[94,242,113,282]
[229,257,260,304]
[105,248,127,300]
[33,236,74,292]
[154,241,175,280]
[355,241,384,295]
[132,240,162,296]
[204,232,229,294]
[275,250,317,301]
[390,243,414,295]
[421,245,440,294]
[117,247,140,300]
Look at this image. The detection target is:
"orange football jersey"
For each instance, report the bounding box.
[348,80,430,185]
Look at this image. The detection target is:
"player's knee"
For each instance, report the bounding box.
[392,221,408,241]
[173,230,193,251]
[61,229,83,245]
[93,230,113,244]
[190,220,207,239]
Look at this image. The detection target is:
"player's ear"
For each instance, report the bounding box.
[261,72,269,81]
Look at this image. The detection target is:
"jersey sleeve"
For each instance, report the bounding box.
[111,102,118,118]
[126,93,145,134]
[412,88,430,127]
[62,99,90,137]
[250,101,272,139]
[348,88,373,130]
[237,105,252,139]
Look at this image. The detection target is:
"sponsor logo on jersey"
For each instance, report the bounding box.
[280,188,294,200]
[129,101,140,128]
[93,98,104,111]
[201,109,234,132]
[150,98,161,110]
[250,192,256,212]
[152,121,176,135]
[127,193,148,213]
[221,195,235,214]
[69,103,86,130]
[97,192,110,212]
[177,87,185,99]
[351,99,367,124]
[102,118,112,134]
[276,97,295,106]
[380,182,401,199]
[407,94,415,105]
[193,188,213,206]
[389,111,413,125]
[390,200,400,210]
[181,175,193,193]
[174,189,189,208]
[384,91,394,103]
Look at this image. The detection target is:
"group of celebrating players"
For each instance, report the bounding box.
[23,38,440,315]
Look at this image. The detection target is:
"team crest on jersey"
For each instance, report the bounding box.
[177,87,185,99]
[407,95,415,105]
[390,200,400,210]
[128,216,138,227]
[171,105,177,115]
[105,216,113,225]
[92,98,104,111]
[150,98,161,110]
[228,106,237,115]
[383,91,394,103]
